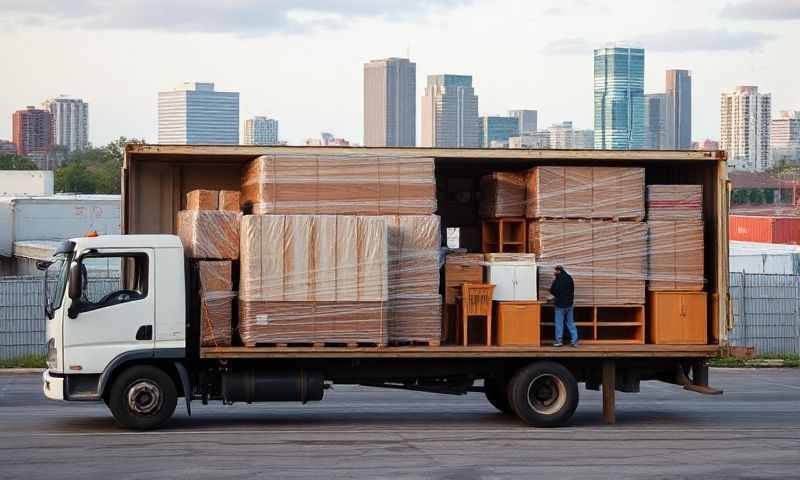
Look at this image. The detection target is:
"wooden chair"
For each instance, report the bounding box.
[456,283,495,346]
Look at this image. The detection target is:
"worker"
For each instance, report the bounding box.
[549,265,578,347]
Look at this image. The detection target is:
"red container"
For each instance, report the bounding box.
[729,215,800,245]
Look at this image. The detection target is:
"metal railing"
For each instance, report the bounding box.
[729,272,800,355]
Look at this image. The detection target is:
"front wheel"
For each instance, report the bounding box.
[108,365,177,430]
[508,361,578,427]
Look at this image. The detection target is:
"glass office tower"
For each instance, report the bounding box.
[593,47,645,150]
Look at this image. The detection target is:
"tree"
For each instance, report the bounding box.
[0,154,37,170]
[732,189,749,205]
[54,137,145,194]
[748,189,765,205]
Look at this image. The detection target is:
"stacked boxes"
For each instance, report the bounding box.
[198,261,234,347]
[525,166,645,219]
[479,172,526,218]
[179,189,241,347]
[646,184,704,291]
[526,166,647,305]
[238,215,389,345]
[240,155,436,215]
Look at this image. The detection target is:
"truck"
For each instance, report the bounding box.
[41,145,729,430]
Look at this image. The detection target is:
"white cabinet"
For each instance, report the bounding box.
[486,262,537,301]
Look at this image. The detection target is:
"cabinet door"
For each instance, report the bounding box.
[513,265,537,301]
[682,293,708,344]
[654,294,683,343]
[489,265,516,301]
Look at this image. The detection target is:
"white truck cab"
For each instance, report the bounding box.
[41,234,187,425]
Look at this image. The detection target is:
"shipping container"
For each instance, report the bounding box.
[729,215,800,245]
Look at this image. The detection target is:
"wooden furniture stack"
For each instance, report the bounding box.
[646,185,707,344]
[457,284,495,346]
[443,253,484,343]
[525,166,647,344]
[480,173,527,253]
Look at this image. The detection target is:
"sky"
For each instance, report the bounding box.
[1,0,799,146]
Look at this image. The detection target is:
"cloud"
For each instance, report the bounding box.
[0,0,473,35]
[634,29,776,52]
[544,29,776,55]
[721,0,800,20]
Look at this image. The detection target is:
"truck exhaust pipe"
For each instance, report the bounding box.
[221,368,324,404]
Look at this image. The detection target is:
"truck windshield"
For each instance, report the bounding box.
[45,253,70,318]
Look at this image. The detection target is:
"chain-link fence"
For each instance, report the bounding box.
[0,275,120,360]
[729,272,800,355]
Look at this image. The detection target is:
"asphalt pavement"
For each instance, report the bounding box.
[1,368,799,479]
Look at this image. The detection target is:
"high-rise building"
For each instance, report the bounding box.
[243,116,279,145]
[363,57,416,147]
[508,109,538,135]
[665,69,692,149]
[41,95,89,153]
[574,129,594,149]
[720,86,772,171]
[0,140,16,155]
[421,75,479,148]
[158,82,239,144]
[771,110,800,163]
[593,46,646,150]
[12,106,52,156]
[548,121,574,149]
[479,115,519,147]
[644,93,667,150]
[694,139,720,151]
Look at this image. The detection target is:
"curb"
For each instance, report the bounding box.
[0,368,45,375]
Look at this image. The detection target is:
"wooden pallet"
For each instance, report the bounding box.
[244,341,387,348]
[389,340,441,347]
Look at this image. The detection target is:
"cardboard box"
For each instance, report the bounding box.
[647,220,704,291]
[647,185,703,221]
[186,189,218,210]
[198,260,233,347]
[388,294,442,344]
[177,210,240,260]
[479,172,527,218]
[219,190,240,212]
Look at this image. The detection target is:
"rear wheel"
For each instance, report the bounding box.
[508,361,578,427]
[484,377,512,414]
[108,365,177,430]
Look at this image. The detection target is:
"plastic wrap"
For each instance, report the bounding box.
[647,185,703,220]
[388,295,442,344]
[186,189,218,210]
[529,220,647,305]
[241,154,436,215]
[648,220,705,291]
[177,210,241,260]
[219,190,241,212]
[479,172,527,218]
[198,260,234,347]
[525,166,645,219]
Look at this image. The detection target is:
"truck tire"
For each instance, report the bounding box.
[108,365,177,430]
[508,361,578,427]
[484,377,512,414]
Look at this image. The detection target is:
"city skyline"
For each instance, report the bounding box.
[1,0,797,147]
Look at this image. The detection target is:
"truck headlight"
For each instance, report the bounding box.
[47,338,57,370]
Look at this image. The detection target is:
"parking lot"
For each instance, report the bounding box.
[1,368,799,479]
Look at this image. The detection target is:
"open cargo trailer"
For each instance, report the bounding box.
[120,144,729,428]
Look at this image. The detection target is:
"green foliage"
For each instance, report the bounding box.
[732,189,750,205]
[0,154,37,170]
[54,137,144,194]
[709,354,800,368]
[763,188,775,204]
[748,189,765,204]
[0,354,46,369]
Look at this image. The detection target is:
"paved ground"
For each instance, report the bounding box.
[1,369,799,479]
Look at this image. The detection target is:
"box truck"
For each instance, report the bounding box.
[41,145,728,430]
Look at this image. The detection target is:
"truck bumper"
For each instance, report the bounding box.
[42,370,64,401]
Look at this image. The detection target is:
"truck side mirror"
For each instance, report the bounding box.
[68,261,82,301]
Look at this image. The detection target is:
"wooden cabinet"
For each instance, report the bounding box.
[485,262,537,301]
[494,301,541,346]
[648,291,707,344]
[481,218,526,253]
[443,254,484,343]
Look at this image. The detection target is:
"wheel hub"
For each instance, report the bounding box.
[527,374,567,415]
[127,381,161,415]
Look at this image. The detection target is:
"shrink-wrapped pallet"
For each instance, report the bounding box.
[238,214,389,345]
[186,189,218,210]
[177,210,240,260]
[528,220,646,305]
[648,220,705,291]
[219,190,241,212]
[388,295,442,344]
[384,215,442,297]
[647,185,703,221]
[240,154,436,215]
[479,172,527,218]
[525,167,644,219]
[198,261,234,347]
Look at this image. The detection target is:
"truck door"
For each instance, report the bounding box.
[62,249,155,374]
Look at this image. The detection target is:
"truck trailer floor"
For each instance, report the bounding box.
[1,368,798,479]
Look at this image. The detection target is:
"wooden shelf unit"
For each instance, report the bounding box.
[540,305,645,344]
[481,217,527,253]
